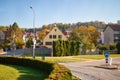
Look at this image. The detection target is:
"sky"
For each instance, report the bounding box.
[0,0,120,28]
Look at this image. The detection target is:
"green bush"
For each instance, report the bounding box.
[0,57,72,80]
[0,44,3,49]
[48,64,72,80]
[98,44,108,50]
[109,43,116,50]
[53,40,80,56]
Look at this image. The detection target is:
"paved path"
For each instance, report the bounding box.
[60,58,120,80]
[0,49,24,56]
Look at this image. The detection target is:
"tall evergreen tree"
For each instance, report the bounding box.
[116,42,120,54]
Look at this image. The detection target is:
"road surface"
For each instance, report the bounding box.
[0,49,24,56]
[60,58,120,80]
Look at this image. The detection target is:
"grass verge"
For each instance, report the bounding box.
[0,57,73,80]
[73,54,120,60]
[0,64,47,80]
[35,57,86,63]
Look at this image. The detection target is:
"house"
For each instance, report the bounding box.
[0,31,5,44]
[63,29,71,38]
[43,27,67,48]
[103,24,120,44]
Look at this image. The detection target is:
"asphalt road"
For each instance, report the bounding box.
[60,58,120,80]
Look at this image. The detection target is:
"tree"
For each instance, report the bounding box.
[53,40,80,56]
[87,26,100,47]
[116,42,120,54]
[26,38,33,48]
[69,26,100,54]
[0,26,9,31]
[69,31,80,41]
[109,43,116,50]
[38,29,50,41]
[8,22,25,49]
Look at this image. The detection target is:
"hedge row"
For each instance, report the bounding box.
[53,40,80,56]
[0,57,72,80]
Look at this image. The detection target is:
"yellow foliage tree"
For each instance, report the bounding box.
[38,29,50,40]
[87,26,100,47]
[69,26,100,54]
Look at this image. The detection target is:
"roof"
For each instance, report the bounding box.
[104,24,120,32]
[43,26,67,41]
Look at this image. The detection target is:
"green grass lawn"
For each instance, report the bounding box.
[2,54,118,80]
[73,54,120,60]
[24,54,120,63]
[35,57,86,63]
[0,64,47,80]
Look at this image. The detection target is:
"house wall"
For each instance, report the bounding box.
[104,26,114,44]
[43,27,67,48]
[114,31,120,43]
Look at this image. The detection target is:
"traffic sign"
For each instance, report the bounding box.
[104,51,109,58]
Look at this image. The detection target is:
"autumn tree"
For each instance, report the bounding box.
[8,22,25,49]
[87,26,100,47]
[0,26,9,31]
[38,29,50,41]
[69,26,100,54]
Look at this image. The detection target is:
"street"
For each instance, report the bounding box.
[60,58,120,80]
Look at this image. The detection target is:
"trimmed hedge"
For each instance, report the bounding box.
[53,40,80,56]
[0,57,72,80]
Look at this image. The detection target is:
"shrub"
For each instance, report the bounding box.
[98,44,108,50]
[0,44,3,49]
[109,43,116,50]
[0,57,72,80]
[48,64,72,80]
[53,40,80,56]
[98,44,108,54]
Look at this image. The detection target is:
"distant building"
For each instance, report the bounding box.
[97,29,104,44]
[117,20,120,25]
[104,24,120,44]
[63,29,71,38]
[43,27,67,48]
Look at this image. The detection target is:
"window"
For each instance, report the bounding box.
[54,29,57,32]
[49,35,56,39]
[46,42,52,45]
[58,35,62,39]
[49,35,52,39]
[53,35,56,39]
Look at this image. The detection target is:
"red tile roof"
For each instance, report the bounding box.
[108,24,120,31]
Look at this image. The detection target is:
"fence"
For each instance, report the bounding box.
[24,47,51,56]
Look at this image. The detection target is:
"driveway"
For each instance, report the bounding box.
[60,58,120,80]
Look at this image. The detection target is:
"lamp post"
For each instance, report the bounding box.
[30,6,36,59]
[80,44,83,55]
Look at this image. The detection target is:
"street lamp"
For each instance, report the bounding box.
[30,6,36,59]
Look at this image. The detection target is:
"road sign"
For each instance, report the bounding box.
[104,51,109,58]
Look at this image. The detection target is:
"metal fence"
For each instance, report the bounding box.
[24,47,51,56]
